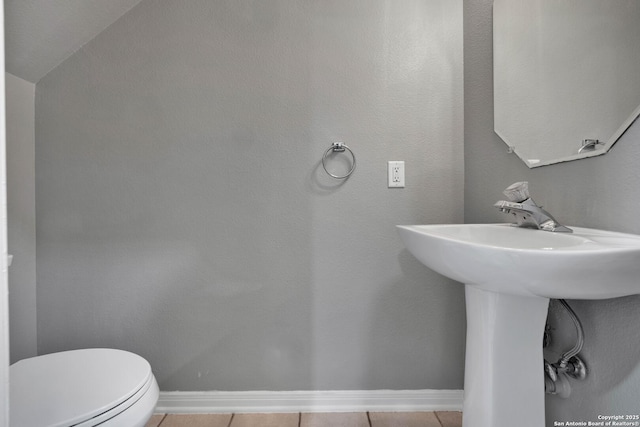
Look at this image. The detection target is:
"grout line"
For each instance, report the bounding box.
[433,411,444,427]
[152,411,457,427]
[156,414,168,426]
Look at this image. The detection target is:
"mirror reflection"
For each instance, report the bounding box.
[493,0,640,168]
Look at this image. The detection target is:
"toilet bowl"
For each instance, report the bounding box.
[10,348,159,427]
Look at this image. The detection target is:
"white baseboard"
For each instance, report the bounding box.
[155,389,464,414]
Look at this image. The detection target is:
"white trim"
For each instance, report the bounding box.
[0,1,10,424]
[155,389,463,414]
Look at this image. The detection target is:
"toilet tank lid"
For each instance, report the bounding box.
[10,348,153,427]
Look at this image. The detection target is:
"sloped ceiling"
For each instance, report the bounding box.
[5,0,145,83]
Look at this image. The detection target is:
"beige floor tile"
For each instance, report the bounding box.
[145,414,166,427]
[230,413,299,427]
[435,411,463,427]
[301,412,370,427]
[369,412,440,427]
[160,414,233,427]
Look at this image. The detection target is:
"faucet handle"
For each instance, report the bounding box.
[503,181,530,202]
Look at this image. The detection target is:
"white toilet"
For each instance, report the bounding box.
[10,348,159,427]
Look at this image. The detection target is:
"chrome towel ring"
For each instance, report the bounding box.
[322,142,356,179]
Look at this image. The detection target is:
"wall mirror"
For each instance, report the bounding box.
[493,0,640,168]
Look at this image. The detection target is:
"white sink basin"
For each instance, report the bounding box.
[396,223,640,427]
[397,223,640,299]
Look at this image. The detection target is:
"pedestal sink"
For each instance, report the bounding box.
[397,223,640,427]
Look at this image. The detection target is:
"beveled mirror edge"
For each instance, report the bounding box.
[492,0,640,169]
[500,104,640,169]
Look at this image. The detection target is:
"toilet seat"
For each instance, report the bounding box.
[10,348,157,427]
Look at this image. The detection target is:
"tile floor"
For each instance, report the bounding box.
[145,411,462,427]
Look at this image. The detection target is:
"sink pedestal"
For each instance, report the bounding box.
[397,224,640,426]
[463,286,550,427]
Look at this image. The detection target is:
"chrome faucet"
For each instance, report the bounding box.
[494,182,572,233]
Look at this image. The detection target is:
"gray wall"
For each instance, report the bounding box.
[464,0,640,423]
[36,0,465,391]
[6,72,37,363]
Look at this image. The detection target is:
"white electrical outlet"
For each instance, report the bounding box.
[388,161,405,188]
